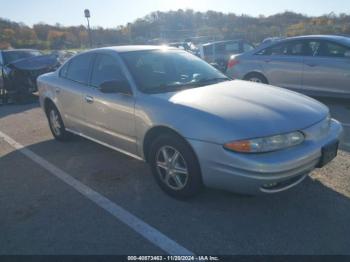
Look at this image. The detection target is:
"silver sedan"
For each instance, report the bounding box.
[38,46,343,198]
[226,35,350,97]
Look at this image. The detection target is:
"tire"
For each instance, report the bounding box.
[244,73,268,84]
[149,134,203,199]
[46,104,71,141]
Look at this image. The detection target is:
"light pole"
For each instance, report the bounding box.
[84,9,93,48]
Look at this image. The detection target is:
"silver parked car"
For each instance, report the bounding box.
[38,46,342,198]
[226,35,350,97]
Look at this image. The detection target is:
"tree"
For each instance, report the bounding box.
[1,10,350,50]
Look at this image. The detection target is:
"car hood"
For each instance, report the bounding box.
[8,54,59,71]
[154,80,329,140]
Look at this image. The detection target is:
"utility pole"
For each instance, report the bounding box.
[84,9,93,48]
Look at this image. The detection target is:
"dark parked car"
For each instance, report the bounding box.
[198,40,255,72]
[0,49,60,103]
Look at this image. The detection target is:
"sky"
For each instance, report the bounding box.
[0,0,349,28]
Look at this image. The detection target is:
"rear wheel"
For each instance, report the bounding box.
[244,73,268,84]
[47,104,71,141]
[149,134,202,199]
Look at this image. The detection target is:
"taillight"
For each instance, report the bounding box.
[227,59,239,69]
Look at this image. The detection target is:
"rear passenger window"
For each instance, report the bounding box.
[91,54,126,88]
[66,53,93,84]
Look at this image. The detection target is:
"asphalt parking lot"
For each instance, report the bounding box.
[0,96,349,255]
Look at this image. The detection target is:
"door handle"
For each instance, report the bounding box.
[306,63,317,67]
[85,95,94,104]
[55,88,60,94]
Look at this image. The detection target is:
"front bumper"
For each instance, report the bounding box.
[187,119,343,195]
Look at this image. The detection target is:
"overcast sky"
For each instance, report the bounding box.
[0,0,348,28]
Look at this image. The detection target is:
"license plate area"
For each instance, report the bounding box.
[317,140,339,168]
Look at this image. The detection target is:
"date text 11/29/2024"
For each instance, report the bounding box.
[127,256,220,261]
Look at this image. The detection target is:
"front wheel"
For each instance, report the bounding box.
[149,134,203,199]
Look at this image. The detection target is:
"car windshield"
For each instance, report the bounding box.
[3,50,43,65]
[120,49,230,94]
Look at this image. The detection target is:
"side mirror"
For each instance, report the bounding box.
[98,80,132,95]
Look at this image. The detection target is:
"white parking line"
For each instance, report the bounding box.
[0,131,194,256]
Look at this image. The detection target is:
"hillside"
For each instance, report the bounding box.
[1,10,350,49]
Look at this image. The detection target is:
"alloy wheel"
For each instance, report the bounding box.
[155,146,189,191]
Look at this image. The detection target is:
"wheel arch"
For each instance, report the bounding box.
[142,125,198,164]
[43,97,56,116]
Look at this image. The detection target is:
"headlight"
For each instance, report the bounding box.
[224,131,305,153]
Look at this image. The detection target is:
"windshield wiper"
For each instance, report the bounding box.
[195,77,230,84]
[145,77,230,94]
[145,84,191,94]
[186,77,230,87]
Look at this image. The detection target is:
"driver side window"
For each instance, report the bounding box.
[318,41,350,58]
[90,54,127,88]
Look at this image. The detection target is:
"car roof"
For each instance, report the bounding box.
[89,45,179,53]
[201,40,244,46]
[280,35,350,44]
[253,35,350,51]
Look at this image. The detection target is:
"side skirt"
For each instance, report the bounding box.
[66,128,144,161]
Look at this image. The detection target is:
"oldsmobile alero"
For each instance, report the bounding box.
[38,46,343,198]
